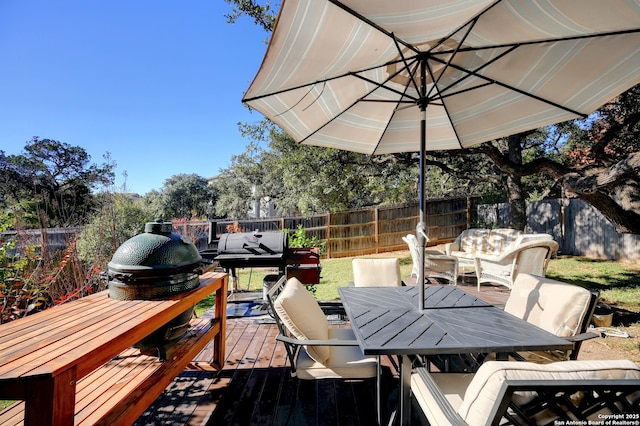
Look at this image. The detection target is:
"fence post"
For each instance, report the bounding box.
[374,207,380,254]
[325,212,331,258]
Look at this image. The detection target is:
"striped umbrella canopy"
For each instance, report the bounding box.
[243,0,640,309]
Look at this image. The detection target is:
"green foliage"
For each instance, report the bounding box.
[161,173,216,220]
[217,121,422,216]
[76,193,153,266]
[1,209,101,323]
[0,137,115,227]
[211,142,261,218]
[223,0,277,32]
[286,225,325,254]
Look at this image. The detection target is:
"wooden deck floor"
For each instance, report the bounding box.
[133,281,510,426]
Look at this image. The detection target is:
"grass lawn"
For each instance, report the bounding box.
[546,255,640,316]
[199,252,639,318]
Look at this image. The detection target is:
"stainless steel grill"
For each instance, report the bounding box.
[200,231,321,292]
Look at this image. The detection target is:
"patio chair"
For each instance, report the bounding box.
[430,274,599,372]
[474,237,559,291]
[411,360,640,426]
[402,234,458,285]
[501,273,600,363]
[267,277,382,423]
[351,257,402,287]
[266,276,378,380]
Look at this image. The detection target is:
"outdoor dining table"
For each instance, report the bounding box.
[338,285,574,426]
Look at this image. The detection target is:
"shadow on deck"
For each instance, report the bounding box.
[133,280,510,426]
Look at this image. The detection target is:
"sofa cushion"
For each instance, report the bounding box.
[456,228,522,256]
[485,228,522,255]
[274,277,329,363]
[458,360,640,426]
[459,229,490,255]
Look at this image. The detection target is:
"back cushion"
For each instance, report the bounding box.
[460,229,490,254]
[459,360,640,426]
[352,258,401,287]
[486,228,522,255]
[505,274,592,337]
[274,278,330,363]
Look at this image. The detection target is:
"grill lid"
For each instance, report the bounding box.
[108,219,202,277]
[216,231,288,256]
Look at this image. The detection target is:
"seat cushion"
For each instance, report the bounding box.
[274,277,329,363]
[352,258,401,287]
[295,328,378,380]
[411,370,473,425]
[458,360,640,425]
[505,274,592,337]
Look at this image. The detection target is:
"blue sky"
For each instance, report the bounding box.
[0,1,271,195]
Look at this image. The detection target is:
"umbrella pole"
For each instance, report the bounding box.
[417,104,426,311]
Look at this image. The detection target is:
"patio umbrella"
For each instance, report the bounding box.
[242,0,640,310]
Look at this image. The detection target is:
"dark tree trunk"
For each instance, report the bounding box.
[505,135,527,230]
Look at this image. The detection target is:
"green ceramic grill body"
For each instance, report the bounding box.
[107,219,203,356]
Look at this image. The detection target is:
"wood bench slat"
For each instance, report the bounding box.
[0,317,219,426]
[0,301,140,369]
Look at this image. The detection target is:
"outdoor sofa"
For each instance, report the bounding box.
[445,228,559,290]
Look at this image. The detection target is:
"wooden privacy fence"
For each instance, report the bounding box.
[7,197,636,261]
[201,197,475,258]
[479,198,640,262]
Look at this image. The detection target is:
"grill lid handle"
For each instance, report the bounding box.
[145,218,173,234]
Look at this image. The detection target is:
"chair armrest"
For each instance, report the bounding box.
[475,240,557,263]
[425,249,446,255]
[566,331,600,342]
[276,334,361,346]
[412,367,469,426]
[444,242,459,255]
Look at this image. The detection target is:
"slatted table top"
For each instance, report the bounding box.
[339,285,572,356]
[339,285,490,310]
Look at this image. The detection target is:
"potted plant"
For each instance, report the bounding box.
[285,225,324,287]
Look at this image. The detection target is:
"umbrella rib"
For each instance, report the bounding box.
[436,28,640,55]
[429,54,587,118]
[352,58,420,103]
[392,33,421,96]
[242,55,416,103]
[432,45,519,100]
[271,82,327,118]
[430,0,504,53]
[423,61,465,149]
[298,62,418,150]
[426,15,479,101]
[327,0,418,54]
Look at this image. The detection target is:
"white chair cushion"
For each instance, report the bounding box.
[505,274,592,337]
[486,228,522,255]
[352,258,401,287]
[459,360,640,426]
[295,328,378,380]
[273,277,329,363]
[459,229,489,255]
[411,371,473,425]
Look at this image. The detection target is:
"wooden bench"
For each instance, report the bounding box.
[0,270,227,426]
